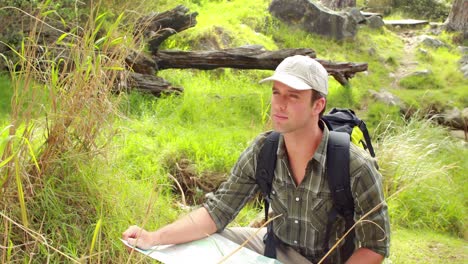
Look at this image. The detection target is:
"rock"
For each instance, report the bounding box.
[418,48,428,55]
[191,26,233,50]
[461,64,468,78]
[428,22,444,35]
[459,54,468,65]
[420,35,449,49]
[449,130,467,141]
[367,15,385,29]
[458,46,468,54]
[361,11,383,18]
[463,107,468,121]
[348,8,366,24]
[369,89,406,109]
[408,69,432,77]
[458,50,468,77]
[269,0,358,40]
[441,107,467,130]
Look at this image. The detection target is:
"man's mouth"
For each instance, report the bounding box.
[273,114,288,121]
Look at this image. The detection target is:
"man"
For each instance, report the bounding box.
[123,55,390,264]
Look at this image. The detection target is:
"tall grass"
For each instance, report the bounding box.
[377,116,466,237]
[0,76,12,120]
[0,1,144,261]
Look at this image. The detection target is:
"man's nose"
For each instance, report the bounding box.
[276,96,287,110]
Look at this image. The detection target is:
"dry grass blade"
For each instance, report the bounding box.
[168,173,187,206]
[0,6,79,38]
[0,211,80,263]
[318,164,449,264]
[217,214,283,264]
[318,202,386,264]
[125,184,161,264]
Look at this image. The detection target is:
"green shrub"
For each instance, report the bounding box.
[393,0,451,21]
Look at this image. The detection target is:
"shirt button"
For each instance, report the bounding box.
[294,240,298,244]
[295,197,300,201]
[272,190,276,195]
[294,220,299,224]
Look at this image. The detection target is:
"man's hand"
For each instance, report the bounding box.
[122,207,217,251]
[122,225,157,250]
[345,247,384,264]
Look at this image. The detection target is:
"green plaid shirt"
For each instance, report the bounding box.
[204,125,390,263]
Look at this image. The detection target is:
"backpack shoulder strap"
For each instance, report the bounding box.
[324,131,355,262]
[357,121,376,157]
[255,131,280,203]
[255,131,280,259]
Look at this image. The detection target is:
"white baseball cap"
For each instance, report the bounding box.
[259,55,328,95]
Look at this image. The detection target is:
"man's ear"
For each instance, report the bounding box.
[313,97,326,114]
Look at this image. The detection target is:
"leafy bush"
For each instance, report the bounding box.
[393,0,451,21]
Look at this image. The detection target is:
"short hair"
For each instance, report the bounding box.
[311,90,326,117]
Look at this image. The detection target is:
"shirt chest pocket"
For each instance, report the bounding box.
[305,194,333,231]
[270,180,333,231]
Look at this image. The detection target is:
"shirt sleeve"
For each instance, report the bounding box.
[203,133,268,231]
[349,145,391,257]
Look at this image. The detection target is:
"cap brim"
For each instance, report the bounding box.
[259,73,312,90]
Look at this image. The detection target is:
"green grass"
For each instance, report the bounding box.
[160,0,277,50]
[389,228,467,264]
[119,69,271,173]
[0,75,12,120]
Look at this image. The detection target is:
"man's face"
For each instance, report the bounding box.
[270,81,322,134]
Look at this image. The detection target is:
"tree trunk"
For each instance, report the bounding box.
[135,5,198,53]
[320,0,356,10]
[446,0,468,34]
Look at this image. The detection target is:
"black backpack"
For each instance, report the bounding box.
[255,108,375,263]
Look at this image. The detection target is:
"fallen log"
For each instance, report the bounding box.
[315,59,368,85]
[136,5,198,53]
[125,72,183,96]
[149,46,366,85]
[154,46,317,70]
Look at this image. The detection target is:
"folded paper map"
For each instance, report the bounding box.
[121,233,282,264]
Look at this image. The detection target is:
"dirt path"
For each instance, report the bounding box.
[391,29,421,88]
